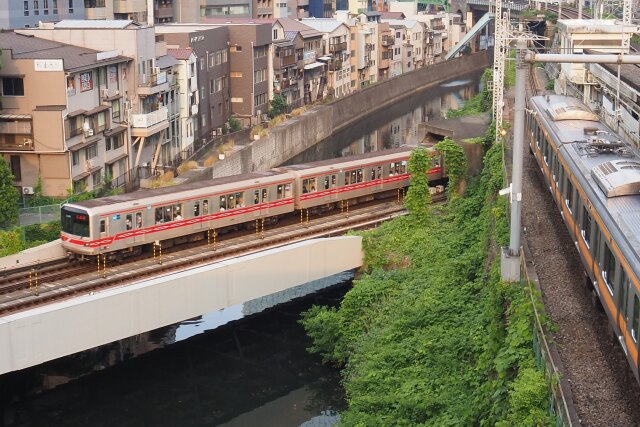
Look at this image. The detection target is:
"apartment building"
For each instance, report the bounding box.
[156,24,231,142]
[167,48,199,154]
[0,0,85,29]
[272,19,303,108]
[0,32,130,197]
[19,20,174,176]
[84,0,176,24]
[299,19,352,99]
[382,19,425,71]
[277,18,326,104]
[336,12,379,89]
[377,21,393,80]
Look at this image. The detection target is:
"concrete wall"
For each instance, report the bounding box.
[0,236,362,375]
[207,51,491,178]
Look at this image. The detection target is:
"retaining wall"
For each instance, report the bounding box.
[208,51,491,178]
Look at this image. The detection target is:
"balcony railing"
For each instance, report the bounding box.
[432,24,446,31]
[329,42,348,53]
[139,71,167,87]
[0,121,32,134]
[276,54,296,68]
[132,107,168,128]
[0,135,34,151]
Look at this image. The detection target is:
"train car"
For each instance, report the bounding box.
[61,170,296,257]
[528,94,640,382]
[61,146,446,259]
[282,146,445,211]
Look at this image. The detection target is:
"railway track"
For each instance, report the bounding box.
[0,198,433,316]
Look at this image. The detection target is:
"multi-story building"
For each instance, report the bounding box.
[156,24,231,142]
[19,20,173,176]
[337,12,379,89]
[272,19,303,108]
[382,19,425,70]
[0,0,85,29]
[388,24,406,77]
[299,19,352,99]
[83,0,175,24]
[377,21,393,80]
[277,18,327,104]
[167,48,199,155]
[0,32,130,197]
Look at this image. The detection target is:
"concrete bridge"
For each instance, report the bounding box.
[0,236,362,375]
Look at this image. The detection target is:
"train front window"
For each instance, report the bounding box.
[61,208,90,237]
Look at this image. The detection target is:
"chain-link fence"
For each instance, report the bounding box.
[19,204,61,227]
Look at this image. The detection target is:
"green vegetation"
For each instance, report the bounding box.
[0,221,60,257]
[66,175,121,203]
[546,79,555,91]
[0,157,19,228]
[301,143,554,425]
[267,95,288,119]
[446,69,492,118]
[225,117,242,134]
[545,11,558,24]
[632,34,640,45]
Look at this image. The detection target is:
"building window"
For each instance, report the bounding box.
[106,132,124,151]
[254,46,266,58]
[24,0,29,16]
[201,113,206,127]
[254,92,266,107]
[231,97,243,103]
[66,116,83,139]
[44,0,49,14]
[53,0,58,13]
[68,0,73,13]
[92,170,101,187]
[254,69,266,83]
[199,86,204,100]
[34,0,40,14]
[72,151,80,166]
[273,29,278,39]
[111,99,120,120]
[230,71,242,78]
[208,52,215,68]
[2,78,25,96]
[10,156,21,181]
[86,143,97,160]
[230,45,242,52]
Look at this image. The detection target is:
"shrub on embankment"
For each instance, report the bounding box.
[301,143,554,425]
[0,221,60,257]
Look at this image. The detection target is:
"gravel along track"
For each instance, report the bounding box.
[522,148,640,426]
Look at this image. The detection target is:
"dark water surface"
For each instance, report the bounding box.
[0,71,483,427]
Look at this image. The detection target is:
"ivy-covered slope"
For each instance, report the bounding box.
[301,143,553,426]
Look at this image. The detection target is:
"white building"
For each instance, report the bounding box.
[167,48,199,157]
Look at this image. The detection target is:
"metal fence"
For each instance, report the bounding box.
[19,204,62,226]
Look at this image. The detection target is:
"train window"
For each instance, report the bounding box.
[277,184,284,199]
[350,170,357,183]
[155,204,182,223]
[228,194,235,209]
[356,169,363,183]
[543,140,549,165]
[565,179,573,213]
[602,244,616,296]
[100,219,106,233]
[203,200,209,215]
[135,212,142,228]
[219,196,227,211]
[370,168,376,181]
[62,208,90,237]
[581,207,591,248]
[552,156,559,184]
[376,167,382,179]
[302,178,316,193]
[621,270,630,322]
[332,175,337,187]
[284,184,292,198]
[254,190,260,204]
[325,176,330,190]
[194,202,200,217]
[633,295,640,343]
[125,214,133,231]
[389,163,395,176]
[400,161,407,174]
[262,188,268,203]
[235,192,244,207]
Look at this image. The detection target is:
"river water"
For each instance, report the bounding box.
[0,71,483,427]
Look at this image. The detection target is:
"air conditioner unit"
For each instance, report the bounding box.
[22,186,34,195]
[100,88,109,99]
[85,129,94,137]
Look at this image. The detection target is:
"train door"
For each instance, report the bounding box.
[99,218,108,239]
[617,270,631,349]
[133,211,145,243]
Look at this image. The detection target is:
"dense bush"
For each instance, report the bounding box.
[301,144,553,425]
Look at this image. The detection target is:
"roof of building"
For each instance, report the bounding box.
[277,18,323,39]
[167,47,194,61]
[380,11,405,19]
[299,18,348,33]
[54,19,139,29]
[382,18,420,29]
[156,24,221,33]
[0,31,130,72]
[200,17,277,25]
[156,54,179,69]
[557,18,635,33]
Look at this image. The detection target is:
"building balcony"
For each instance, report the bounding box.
[138,71,170,95]
[275,54,296,69]
[0,119,33,151]
[381,35,394,47]
[329,42,348,53]
[131,107,169,137]
[432,24,445,31]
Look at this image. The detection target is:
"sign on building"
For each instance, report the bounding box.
[34,59,63,71]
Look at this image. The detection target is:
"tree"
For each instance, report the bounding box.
[0,157,19,228]
[435,137,467,197]
[227,117,241,133]
[267,95,288,118]
[404,148,432,221]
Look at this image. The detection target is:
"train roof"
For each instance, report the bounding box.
[530,94,640,269]
[280,146,416,172]
[65,170,290,211]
